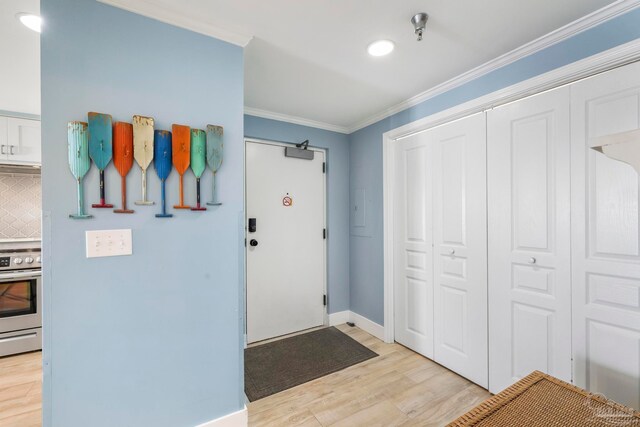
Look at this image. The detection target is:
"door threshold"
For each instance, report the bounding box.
[247,325,326,348]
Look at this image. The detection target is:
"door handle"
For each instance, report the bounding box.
[250,239,258,247]
[9,145,15,155]
[0,145,5,155]
[528,257,537,264]
[248,218,257,233]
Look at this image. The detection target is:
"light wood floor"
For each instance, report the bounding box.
[248,324,491,426]
[0,325,491,426]
[0,350,41,427]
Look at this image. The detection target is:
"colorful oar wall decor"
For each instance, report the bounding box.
[154,130,173,218]
[88,112,114,208]
[172,124,191,209]
[190,129,207,211]
[113,122,135,214]
[68,121,93,219]
[133,115,155,205]
[206,125,223,206]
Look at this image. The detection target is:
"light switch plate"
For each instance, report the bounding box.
[85,229,133,258]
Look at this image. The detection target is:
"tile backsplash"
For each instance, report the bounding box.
[0,173,41,240]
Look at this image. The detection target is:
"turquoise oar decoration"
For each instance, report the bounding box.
[191,129,207,211]
[154,130,173,218]
[68,122,92,219]
[88,112,114,208]
[206,125,224,206]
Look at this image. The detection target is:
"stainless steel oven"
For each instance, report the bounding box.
[0,243,42,357]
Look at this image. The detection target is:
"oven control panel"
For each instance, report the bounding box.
[0,250,41,272]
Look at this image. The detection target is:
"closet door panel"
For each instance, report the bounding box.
[571,60,640,410]
[393,132,434,358]
[488,86,572,394]
[432,113,488,388]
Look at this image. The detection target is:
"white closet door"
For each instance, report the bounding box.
[432,113,488,387]
[394,131,434,358]
[487,87,572,394]
[571,61,640,410]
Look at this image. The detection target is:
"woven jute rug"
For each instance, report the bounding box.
[448,371,640,427]
[244,326,378,401]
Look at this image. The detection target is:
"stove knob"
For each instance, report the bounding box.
[36,256,41,264]
[14,258,23,265]
[25,257,34,264]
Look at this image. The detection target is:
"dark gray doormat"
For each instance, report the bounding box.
[244,326,378,401]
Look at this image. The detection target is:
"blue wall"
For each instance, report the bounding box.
[41,1,244,426]
[244,115,350,313]
[349,9,640,325]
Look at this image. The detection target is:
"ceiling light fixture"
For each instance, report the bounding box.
[16,13,42,33]
[368,40,394,57]
[411,13,429,41]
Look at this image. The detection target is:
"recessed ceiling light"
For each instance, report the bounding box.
[16,13,42,33]
[368,40,394,57]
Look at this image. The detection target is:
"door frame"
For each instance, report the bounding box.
[382,39,640,344]
[244,138,329,343]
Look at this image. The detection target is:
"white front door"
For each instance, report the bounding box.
[431,113,488,388]
[245,141,326,343]
[487,87,572,393]
[393,131,434,358]
[571,61,640,410]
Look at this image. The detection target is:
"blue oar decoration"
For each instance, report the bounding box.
[154,130,173,218]
[88,112,114,208]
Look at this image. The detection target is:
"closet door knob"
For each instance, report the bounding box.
[449,249,455,255]
[528,257,537,264]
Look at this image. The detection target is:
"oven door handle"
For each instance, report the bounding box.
[0,270,41,280]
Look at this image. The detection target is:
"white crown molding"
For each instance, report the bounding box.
[348,0,640,133]
[244,107,350,134]
[97,0,253,47]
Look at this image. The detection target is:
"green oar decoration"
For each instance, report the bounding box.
[190,129,207,211]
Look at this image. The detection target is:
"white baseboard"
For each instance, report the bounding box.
[329,310,385,341]
[329,310,351,326]
[347,311,385,341]
[196,406,247,427]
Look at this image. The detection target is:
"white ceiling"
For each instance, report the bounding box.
[2,0,624,127]
[0,0,40,115]
[104,0,619,132]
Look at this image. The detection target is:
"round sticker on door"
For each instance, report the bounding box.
[282,195,293,207]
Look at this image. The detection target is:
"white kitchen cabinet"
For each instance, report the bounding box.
[1,117,41,165]
[0,118,7,158]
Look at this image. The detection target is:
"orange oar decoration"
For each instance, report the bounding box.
[112,122,135,214]
[172,124,191,209]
